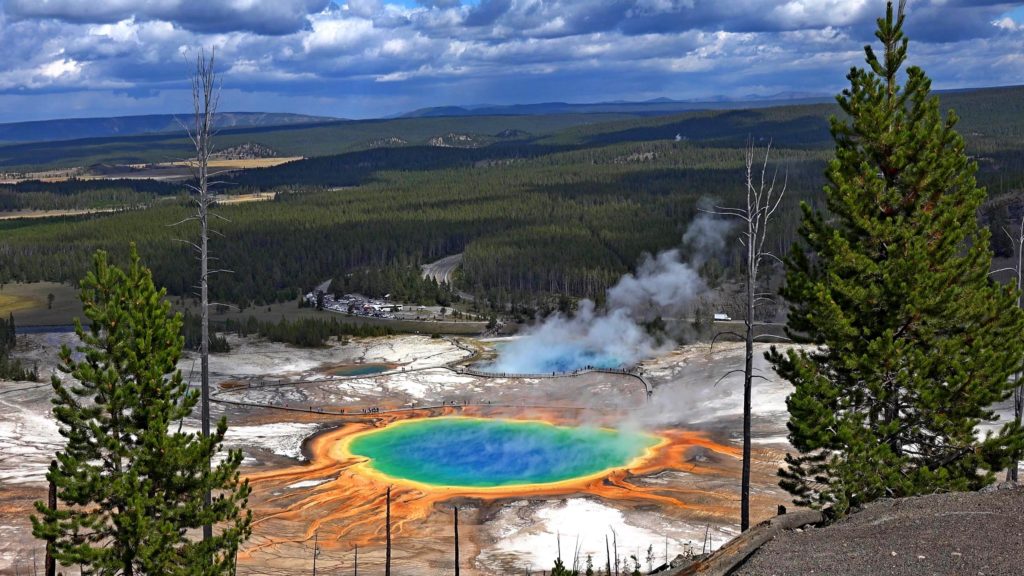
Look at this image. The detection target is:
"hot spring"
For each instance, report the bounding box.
[330,363,392,377]
[479,341,623,374]
[345,417,660,488]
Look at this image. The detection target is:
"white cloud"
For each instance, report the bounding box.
[38,57,81,79]
[5,0,332,35]
[0,0,1017,120]
[993,16,1022,32]
[303,16,376,53]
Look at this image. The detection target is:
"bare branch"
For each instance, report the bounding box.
[752,334,793,342]
[167,217,199,228]
[714,369,747,386]
[708,331,745,354]
[170,238,202,252]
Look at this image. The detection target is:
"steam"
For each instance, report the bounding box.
[682,209,734,266]
[486,214,731,374]
[607,249,703,321]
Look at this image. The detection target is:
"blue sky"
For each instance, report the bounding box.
[0,0,1021,122]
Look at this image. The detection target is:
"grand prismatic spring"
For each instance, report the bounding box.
[239,406,756,572]
[345,417,661,488]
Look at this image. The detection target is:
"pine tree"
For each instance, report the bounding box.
[768,0,1024,515]
[32,245,251,575]
[550,557,575,576]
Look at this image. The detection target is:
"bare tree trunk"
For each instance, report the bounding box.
[741,253,754,532]
[605,535,611,576]
[353,545,358,576]
[312,531,318,576]
[185,48,220,542]
[705,140,786,532]
[385,486,392,576]
[1013,375,1022,482]
[611,529,618,576]
[186,45,222,541]
[45,462,56,576]
[1008,217,1024,482]
[453,506,460,576]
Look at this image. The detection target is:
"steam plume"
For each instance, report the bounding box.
[487,214,731,374]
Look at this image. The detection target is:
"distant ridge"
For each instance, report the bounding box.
[0,112,338,144]
[399,92,833,118]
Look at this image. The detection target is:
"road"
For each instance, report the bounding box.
[420,253,463,285]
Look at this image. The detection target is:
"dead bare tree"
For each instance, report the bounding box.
[997,217,1024,481]
[175,47,226,542]
[572,534,582,575]
[453,506,460,576]
[45,461,56,576]
[704,140,787,532]
[312,530,320,576]
[605,535,612,576]
[385,486,392,576]
[611,528,618,576]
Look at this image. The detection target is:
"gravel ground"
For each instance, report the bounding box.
[733,484,1023,576]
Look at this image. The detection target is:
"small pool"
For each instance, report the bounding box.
[332,363,392,377]
[346,417,659,488]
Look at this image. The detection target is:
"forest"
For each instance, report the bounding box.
[1,86,1022,311]
[0,178,180,211]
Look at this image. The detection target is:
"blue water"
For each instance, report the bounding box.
[348,417,657,487]
[333,364,391,377]
[530,349,622,373]
[478,342,622,374]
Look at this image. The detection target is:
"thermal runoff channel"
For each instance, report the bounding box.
[346,417,660,488]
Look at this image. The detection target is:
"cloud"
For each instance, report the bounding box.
[4,0,332,35]
[0,0,1020,121]
[416,0,462,7]
[303,15,377,53]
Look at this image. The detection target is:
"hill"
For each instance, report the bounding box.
[728,484,1022,576]
[0,112,336,144]
[0,113,641,171]
[399,94,833,118]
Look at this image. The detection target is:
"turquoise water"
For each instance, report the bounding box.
[348,418,658,487]
[480,342,622,374]
[333,363,390,377]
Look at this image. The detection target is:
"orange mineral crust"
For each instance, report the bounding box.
[240,407,745,563]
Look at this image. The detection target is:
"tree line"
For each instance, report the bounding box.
[0,313,37,380]
[220,314,393,348]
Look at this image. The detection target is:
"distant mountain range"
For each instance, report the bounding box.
[398,92,834,118]
[0,112,338,144]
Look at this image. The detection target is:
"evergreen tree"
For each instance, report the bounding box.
[768,1,1024,515]
[32,245,251,575]
[0,311,35,381]
[550,556,575,576]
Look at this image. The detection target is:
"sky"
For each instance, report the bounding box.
[0,0,1022,122]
